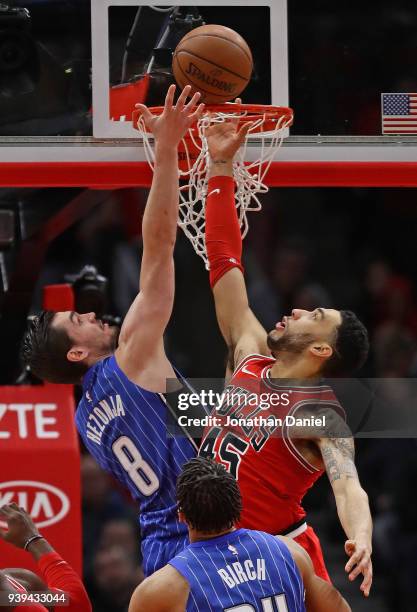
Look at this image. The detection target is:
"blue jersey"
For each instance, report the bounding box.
[169,529,305,612]
[75,355,199,576]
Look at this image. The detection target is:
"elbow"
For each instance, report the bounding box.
[143,220,177,248]
[360,487,369,505]
[353,485,369,506]
[144,235,175,254]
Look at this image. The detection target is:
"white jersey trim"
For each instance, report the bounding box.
[233,353,275,376]
[285,521,308,539]
[264,367,332,392]
[4,575,26,592]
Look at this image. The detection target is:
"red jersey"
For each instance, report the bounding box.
[200,354,345,535]
[1,552,91,612]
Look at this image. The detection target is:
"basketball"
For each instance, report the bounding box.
[172,24,253,104]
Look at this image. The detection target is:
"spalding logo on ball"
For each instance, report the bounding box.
[172,24,253,104]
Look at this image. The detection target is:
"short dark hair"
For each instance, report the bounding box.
[20,311,88,384]
[323,310,369,376]
[177,457,242,534]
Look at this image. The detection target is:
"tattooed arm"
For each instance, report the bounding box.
[316,412,373,597]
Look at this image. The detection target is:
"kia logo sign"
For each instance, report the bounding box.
[0,481,70,528]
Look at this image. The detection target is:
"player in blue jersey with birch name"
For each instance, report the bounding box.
[129,458,351,612]
[21,85,206,576]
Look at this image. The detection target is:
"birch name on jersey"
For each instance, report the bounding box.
[169,529,305,612]
[218,557,266,589]
[84,392,126,445]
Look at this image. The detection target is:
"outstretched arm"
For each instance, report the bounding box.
[116,85,204,388]
[205,119,269,375]
[315,413,373,597]
[281,536,351,612]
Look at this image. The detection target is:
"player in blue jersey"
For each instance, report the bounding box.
[20,85,206,576]
[129,457,351,612]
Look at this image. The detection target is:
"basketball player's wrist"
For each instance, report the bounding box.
[26,536,54,560]
[208,159,234,178]
[207,174,235,189]
[354,532,372,548]
[154,141,177,160]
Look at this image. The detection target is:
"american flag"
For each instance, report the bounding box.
[382,93,417,134]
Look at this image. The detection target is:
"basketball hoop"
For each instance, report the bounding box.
[132,103,294,267]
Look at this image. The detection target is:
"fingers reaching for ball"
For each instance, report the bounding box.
[133,85,205,145]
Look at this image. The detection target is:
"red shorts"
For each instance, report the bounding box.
[294,525,331,582]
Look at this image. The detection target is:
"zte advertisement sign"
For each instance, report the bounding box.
[0,385,82,574]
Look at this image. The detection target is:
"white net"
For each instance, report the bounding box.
[137,106,293,268]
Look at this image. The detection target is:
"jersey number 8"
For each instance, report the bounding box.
[112,436,159,496]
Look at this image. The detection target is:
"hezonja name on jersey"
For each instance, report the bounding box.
[218,558,266,589]
[85,395,126,445]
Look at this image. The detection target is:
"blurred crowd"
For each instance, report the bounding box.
[34,186,417,379]
[81,454,143,612]
[26,184,417,611]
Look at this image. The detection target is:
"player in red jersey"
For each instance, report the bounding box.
[198,117,373,597]
[0,503,91,612]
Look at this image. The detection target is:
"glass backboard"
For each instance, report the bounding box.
[0,0,417,177]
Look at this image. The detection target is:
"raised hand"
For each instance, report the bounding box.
[0,503,39,549]
[135,84,205,148]
[205,121,251,162]
[205,100,252,162]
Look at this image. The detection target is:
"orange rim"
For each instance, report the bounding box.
[132,103,294,135]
